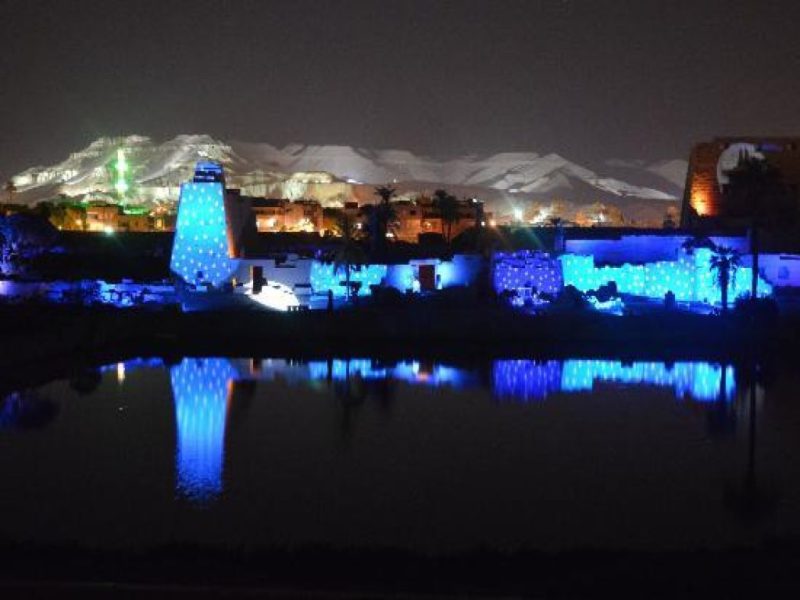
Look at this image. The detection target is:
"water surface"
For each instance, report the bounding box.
[1,355,798,554]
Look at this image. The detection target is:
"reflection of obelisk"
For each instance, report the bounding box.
[170,358,237,503]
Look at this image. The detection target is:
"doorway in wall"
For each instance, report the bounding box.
[418,264,436,291]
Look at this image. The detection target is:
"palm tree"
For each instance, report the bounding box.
[550,217,565,254]
[374,185,396,205]
[681,235,716,255]
[709,246,741,314]
[723,154,794,300]
[433,189,460,243]
[371,185,397,256]
[473,198,485,251]
[4,180,16,205]
[331,212,366,302]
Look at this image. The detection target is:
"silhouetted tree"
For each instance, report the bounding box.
[723,154,795,300]
[681,235,716,255]
[472,199,485,251]
[69,368,103,395]
[550,216,566,254]
[330,212,367,302]
[723,360,777,523]
[370,185,397,256]
[0,213,58,275]
[662,206,678,229]
[3,180,16,205]
[433,189,460,243]
[709,245,740,314]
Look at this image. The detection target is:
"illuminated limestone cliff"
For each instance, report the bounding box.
[10,134,686,226]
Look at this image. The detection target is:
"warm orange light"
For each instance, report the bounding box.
[691,190,709,216]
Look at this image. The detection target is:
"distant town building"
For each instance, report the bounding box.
[85,203,119,232]
[251,198,323,233]
[392,196,487,243]
[81,201,172,232]
[117,212,150,232]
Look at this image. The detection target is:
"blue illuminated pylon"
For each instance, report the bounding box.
[170,163,235,288]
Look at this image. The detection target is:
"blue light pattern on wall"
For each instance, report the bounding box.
[492,251,563,296]
[560,248,771,304]
[493,249,772,305]
[170,181,235,287]
[494,359,735,403]
[311,258,478,298]
[170,358,237,503]
[310,262,388,297]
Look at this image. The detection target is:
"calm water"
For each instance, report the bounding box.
[1,355,799,554]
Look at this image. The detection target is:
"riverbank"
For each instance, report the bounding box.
[1,303,797,379]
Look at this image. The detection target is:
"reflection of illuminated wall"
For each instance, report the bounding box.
[494,359,735,403]
[306,359,471,388]
[561,360,735,402]
[492,360,562,401]
[170,358,237,503]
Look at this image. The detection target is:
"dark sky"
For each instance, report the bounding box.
[2,0,800,180]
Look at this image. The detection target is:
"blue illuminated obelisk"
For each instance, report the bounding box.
[170,162,236,288]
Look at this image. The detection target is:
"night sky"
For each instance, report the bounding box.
[2,0,800,181]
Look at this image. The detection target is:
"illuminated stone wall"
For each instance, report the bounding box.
[493,248,773,305]
[492,251,563,296]
[757,254,800,288]
[310,255,482,298]
[682,141,724,222]
[310,262,388,297]
[565,234,749,265]
[559,248,772,304]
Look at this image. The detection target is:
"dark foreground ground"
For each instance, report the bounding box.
[2,540,800,598]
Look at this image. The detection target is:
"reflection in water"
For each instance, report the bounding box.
[491,360,562,401]
[122,355,738,502]
[69,368,103,395]
[115,356,736,406]
[170,358,237,503]
[0,390,59,430]
[494,360,735,402]
[307,359,475,388]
